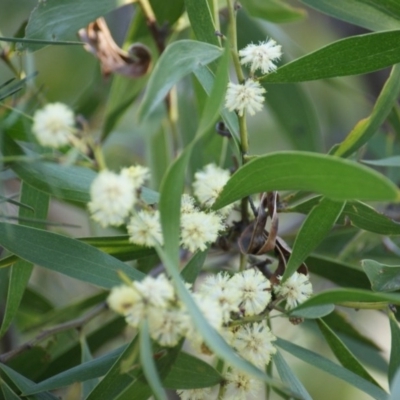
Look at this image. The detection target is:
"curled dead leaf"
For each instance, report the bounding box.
[78,18,151,78]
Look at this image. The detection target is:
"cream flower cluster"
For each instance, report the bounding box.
[88,163,230,251]
[192,163,233,216]
[32,103,76,148]
[239,38,282,75]
[108,270,312,400]
[225,38,282,117]
[274,271,313,310]
[88,166,150,228]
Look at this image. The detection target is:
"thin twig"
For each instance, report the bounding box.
[0,302,107,363]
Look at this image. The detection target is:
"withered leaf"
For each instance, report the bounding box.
[78,18,151,78]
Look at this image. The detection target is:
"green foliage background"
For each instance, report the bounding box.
[1,0,400,399]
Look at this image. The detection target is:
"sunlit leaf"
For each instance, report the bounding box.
[263,31,400,83]
[213,151,399,210]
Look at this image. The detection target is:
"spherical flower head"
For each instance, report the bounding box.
[180,210,224,252]
[127,210,163,247]
[225,79,265,117]
[121,165,150,189]
[181,194,198,214]
[199,272,241,323]
[193,164,231,210]
[148,306,189,347]
[107,284,141,315]
[32,102,75,148]
[230,269,271,316]
[88,170,136,227]
[274,272,313,310]
[134,274,175,308]
[234,321,276,368]
[223,369,262,400]
[239,38,282,74]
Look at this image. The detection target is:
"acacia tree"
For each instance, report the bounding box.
[1,1,400,399]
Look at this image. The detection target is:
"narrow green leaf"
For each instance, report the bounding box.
[290,197,400,236]
[0,223,144,289]
[334,64,400,158]
[85,338,138,400]
[80,236,155,262]
[299,0,400,32]
[22,346,126,395]
[241,0,306,23]
[80,336,98,398]
[293,288,400,312]
[306,255,371,289]
[213,151,400,210]
[389,368,400,400]
[163,352,222,389]
[323,311,381,351]
[289,304,334,319]
[11,161,95,203]
[274,350,312,400]
[263,31,400,83]
[389,312,400,385]
[185,0,219,45]
[150,0,184,25]
[0,363,58,399]
[138,40,222,121]
[0,73,37,102]
[362,156,400,167]
[282,198,344,281]
[193,66,241,151]
[0,183,49,338]
[277,338,388,400]
[317,319,381,387]
[139,321,168,400]
[1,381,20,400]
[196,43,229,135]
[362,259,400,292]
[22,0,119,51]
[0,36,83,46]
[180,250,208,284]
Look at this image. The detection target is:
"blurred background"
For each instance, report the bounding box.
[0,1,396,399]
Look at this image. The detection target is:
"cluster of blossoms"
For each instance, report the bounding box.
[225,38,282,117]
[87,162,231,253]
[108,269,312,399]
